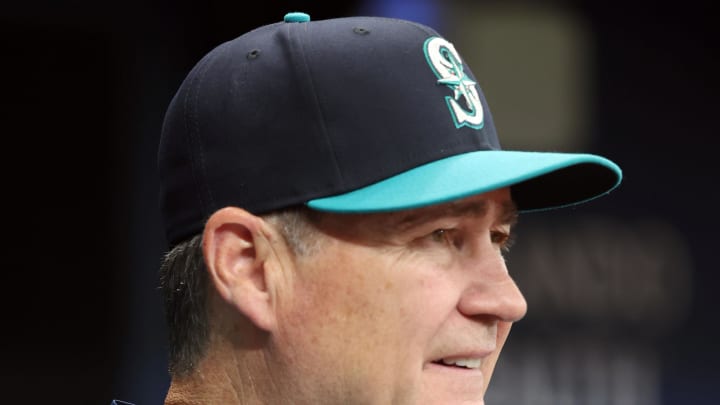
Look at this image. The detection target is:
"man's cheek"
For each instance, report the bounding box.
[482,321,514,393]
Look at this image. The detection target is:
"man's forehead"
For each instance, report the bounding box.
[392,193,519,230]
[311,188,517,233]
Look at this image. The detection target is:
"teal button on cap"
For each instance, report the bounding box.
[284,12,310,22]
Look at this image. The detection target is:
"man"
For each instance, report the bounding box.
[156,11,622,405]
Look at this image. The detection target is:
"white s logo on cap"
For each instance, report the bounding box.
[424,36,484,129]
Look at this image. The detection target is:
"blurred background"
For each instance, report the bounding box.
[2,0,717,404]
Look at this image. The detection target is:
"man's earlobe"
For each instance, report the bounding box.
[202,207,276,332]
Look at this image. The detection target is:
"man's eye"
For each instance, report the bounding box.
[429,229,463,249]
[430,229,449,243]
[491,230,515,252]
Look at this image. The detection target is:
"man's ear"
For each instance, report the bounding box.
[202,207,277,332]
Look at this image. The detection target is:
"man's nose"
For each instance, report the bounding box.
[457,251,528,323]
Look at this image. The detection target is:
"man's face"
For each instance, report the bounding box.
[269,188,527,405]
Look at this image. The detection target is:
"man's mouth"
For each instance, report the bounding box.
[432,357,482,369]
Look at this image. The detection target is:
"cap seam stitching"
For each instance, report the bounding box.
[184,49,217,221]
[289,21,346,187]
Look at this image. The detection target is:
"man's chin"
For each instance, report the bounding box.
[421,362,486,404]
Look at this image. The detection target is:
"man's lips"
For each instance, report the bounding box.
[425,356,487,399]
[427,350,494,371]
[437,357,482,369]
[422,346,496,401]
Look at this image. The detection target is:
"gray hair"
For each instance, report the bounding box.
[159,206,318,376]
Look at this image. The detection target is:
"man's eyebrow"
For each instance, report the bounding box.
[391,199,518,232]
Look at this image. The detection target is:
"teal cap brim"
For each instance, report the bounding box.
[307,150,622,213]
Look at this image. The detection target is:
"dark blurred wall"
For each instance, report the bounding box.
[2,1,716,404]
[1,2,363,404]
[586,2,719,403]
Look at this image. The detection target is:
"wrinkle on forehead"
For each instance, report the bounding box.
[391,196,518,232]
[312,190,518,240]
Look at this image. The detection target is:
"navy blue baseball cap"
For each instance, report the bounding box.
[158,12,622,246]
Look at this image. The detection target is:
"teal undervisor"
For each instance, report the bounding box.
[307,150,622,213]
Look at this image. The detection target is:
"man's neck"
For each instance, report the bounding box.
[164,333,275,405]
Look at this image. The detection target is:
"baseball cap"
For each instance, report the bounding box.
[158,11,622,246]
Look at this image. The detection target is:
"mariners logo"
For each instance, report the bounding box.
[424,36,484,129]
